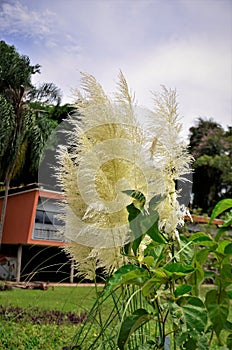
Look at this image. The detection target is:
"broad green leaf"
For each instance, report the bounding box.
[126,203,143,254]
[142,270,168,297]
[144,243,165,265]
[175,331,194,350]
[177,296,208,333]
[165,263,194,273]
[174,285,192,298]
[219,209,232,228]
[224,242,232,255]
[212,250,226,261]
[188,232,216,247]
[165,263,194,279]
[117,308,152,350]
[227,333,232,349]
[122,190,146,209]
[141,212,165,244]
[224,320,232,331]
[215,226,229,242]
[143,256,155,268]
[105,264,150,292]
[188,232,212,243]
[215,264,232,288]
[227,290,232,299]
[209,198,232,223]
[217,240,232,254]
[196,248,210,265]
[196,334,209,350]
[205,289,229,337]
[148,194,166,212]
[187,262,204,296]
[179,236,194,265]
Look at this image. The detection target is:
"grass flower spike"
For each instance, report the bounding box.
[56,73,192,277]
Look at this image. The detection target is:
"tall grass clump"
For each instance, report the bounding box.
[56,72,232,349]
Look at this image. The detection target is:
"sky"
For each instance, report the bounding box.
[0,0,231,139]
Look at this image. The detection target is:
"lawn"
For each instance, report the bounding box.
[0,284,231,349]
[0,285,100,313]
[0,285,102,350]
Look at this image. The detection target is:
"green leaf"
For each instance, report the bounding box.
[223,320,232,331]
[224,242,232,255]
[188,232,216,247]
[177,296,208,333]
[143,256,155,268]
[179,236,194,265]
[144,243,165,265]
[142,270,168,297]
[227,333,232,349]
[188,232,217,250]
[105,265,150,292]
[212,250,226,262]
[188,232,213,243]
[209,198,232,223]
[205,289,229,337]
[219,209,232,228]
[187,262,205,296]
[117,308,152,350]
[216,264,232,288]
[174,285,192,298]
[141,212,165,244]
[122,190,146,209]
[126,203,143,254]
[148,194,166,212]
[214,226,229,242]
[196,249,210,265]
[217,240,232,254]
[165,263,194,279]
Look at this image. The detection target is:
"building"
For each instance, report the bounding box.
[0,183,75,283]
[1,183,230,283]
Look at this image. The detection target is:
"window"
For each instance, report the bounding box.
[32,197,65,242]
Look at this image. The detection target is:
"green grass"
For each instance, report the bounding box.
[0,321,79,350]
[0,285,101,350]
[0,285,231,349]
[0,285,101,313]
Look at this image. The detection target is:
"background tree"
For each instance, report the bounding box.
[0,41,63,244]
[189,118,232,214]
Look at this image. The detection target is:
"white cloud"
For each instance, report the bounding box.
[0,1,56,39]
[2,0,231,138]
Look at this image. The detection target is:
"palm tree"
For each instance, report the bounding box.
[0,41,62,247]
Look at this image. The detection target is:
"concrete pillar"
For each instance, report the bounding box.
[70,260,74,283]
[16,244,22,283]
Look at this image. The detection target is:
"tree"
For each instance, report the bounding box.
[0,41,62,245]
[189,118,232,214]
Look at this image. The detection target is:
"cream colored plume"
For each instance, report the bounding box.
[56,73,192,277]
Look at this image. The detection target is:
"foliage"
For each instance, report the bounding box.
[0,40,40,99]
[189,118,232,214]
[0,321,80,350]
[56,72,192,280]
[0,41,64,186]
[56,74,231,349]
[70,198,232,350]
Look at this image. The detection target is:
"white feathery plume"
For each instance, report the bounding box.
[56,74,193,277]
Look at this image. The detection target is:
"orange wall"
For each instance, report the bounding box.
[0,189,65,246]
[1,190,38,244]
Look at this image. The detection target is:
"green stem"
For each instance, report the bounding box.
[155,298,164,346]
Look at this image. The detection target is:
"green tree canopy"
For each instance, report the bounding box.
[0,41,65,243]
[189,118,232,214]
